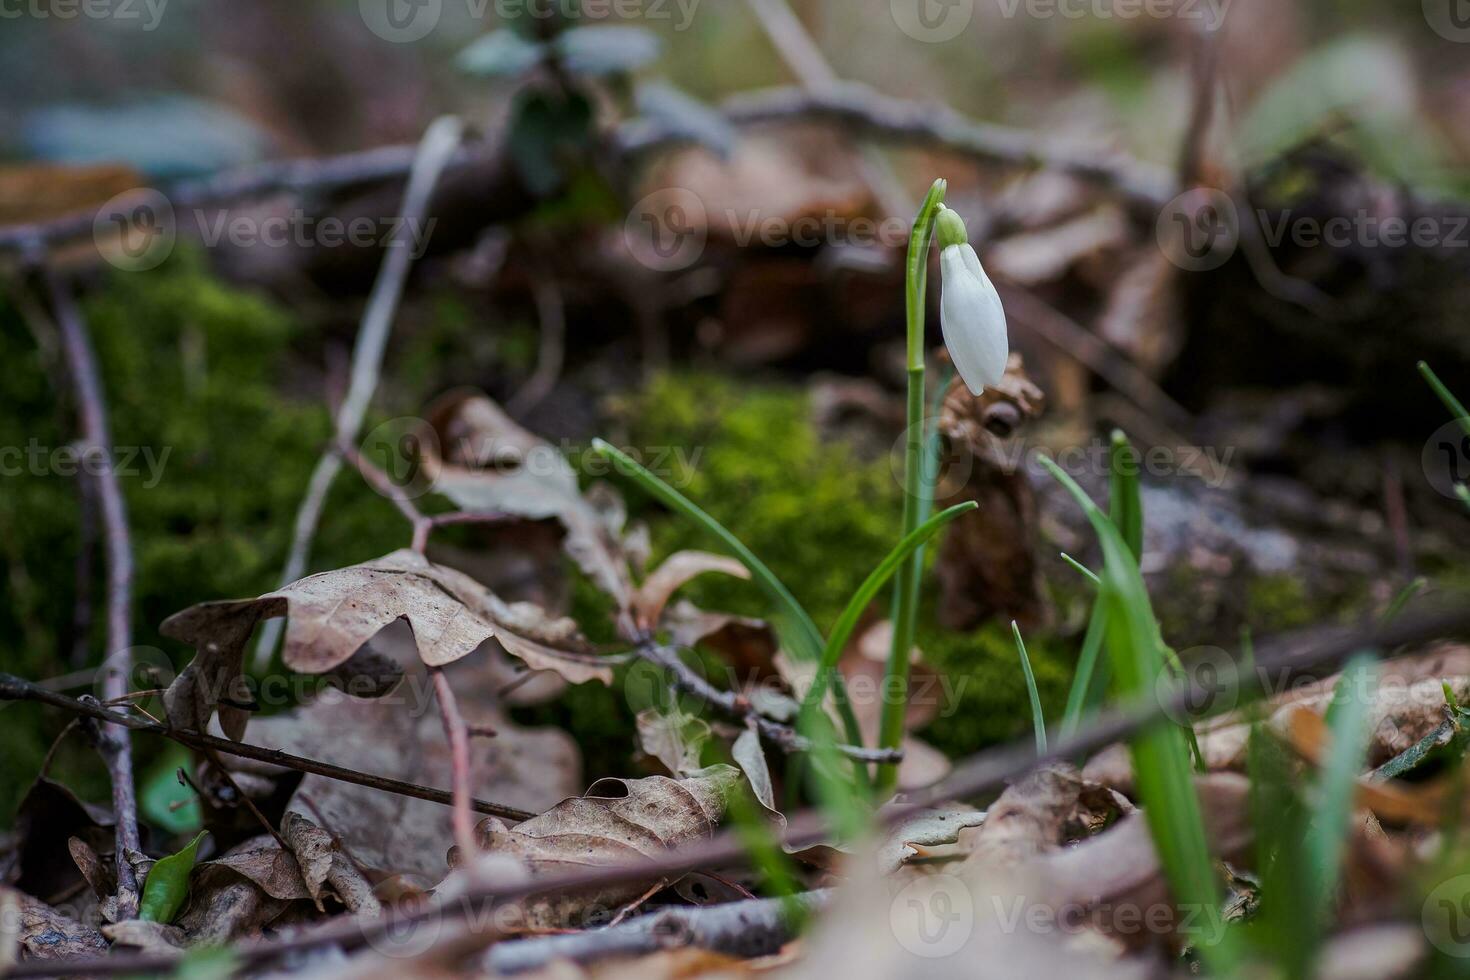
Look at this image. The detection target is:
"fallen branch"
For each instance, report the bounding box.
[42,267,142,918]
[0,84,1174,264]
[15,603,1470,978]
[431,667,479,858]
[0,674,535,823]
[485,890,829,974]
[255,115,465,669]
[673,83,1177,211]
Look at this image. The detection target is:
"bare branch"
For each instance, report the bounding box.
[256,115,465,668]
[42,268,141,917]
[10,604,1470,978]
[431,667,479,857]
[485,890,830,974]
[0,673,535,823]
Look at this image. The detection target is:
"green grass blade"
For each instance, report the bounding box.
[590,438,865,751]
[1059,552,1100,585]
[1420,360,1470,436]
[798,502,977,717]
[1059,434,1140,736]
[1382,577,1428,623]
[1061,603,1108,737]
[1309,656,1376,911]
[1109,430,1144,560]
[1012,621,1047,754]
[1040,455,1235,968]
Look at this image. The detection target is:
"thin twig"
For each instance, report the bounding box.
[11,604,1470,978]
[255,115,465,669]
[431,667,479,857]
[486,890,830,974]
[636,644,901,764]
[0,674,535,823]
[1,85,1175,266]
[42,267,141,917]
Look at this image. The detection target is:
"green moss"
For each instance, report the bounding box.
[616,372,1072,760]
[0,253,406,822]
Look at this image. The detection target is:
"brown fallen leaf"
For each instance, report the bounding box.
[224,636,582,880]
[102,918,186,953]
[633,551,750,631]
[477,767,741,928]
[960,765,1132,873]
[421,391,638,609]
[282,811,335,909]
[163,548,609,739]
[0,885,108,961]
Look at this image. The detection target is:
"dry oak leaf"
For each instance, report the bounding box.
[420,391,638,609]
[163,548,608,738]
[477,767,741,927]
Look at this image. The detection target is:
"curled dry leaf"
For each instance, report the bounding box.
[282,812,335,909]
[163,548,609,739]
[633,551,750,630]
[877,805,988,875]
[421,391,636,609]
[477,767,741,928]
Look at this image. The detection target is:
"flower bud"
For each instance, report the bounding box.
[939,228,1009,395]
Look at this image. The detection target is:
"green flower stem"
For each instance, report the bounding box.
[798,502,977,719]
[876,178,948,797]
[589,438,865,751]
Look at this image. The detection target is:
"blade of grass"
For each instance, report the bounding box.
[1382,577,1428,623]
[1420,360,1470,436]
[1059,552,1100,585]
[1309,656,1377,909]
[1040,455,1236,969]
[589,438,866,753]
[1060,433,1143,736]
[793,501,975,839]
[798,502,976,717]
[1011,621,1047,754]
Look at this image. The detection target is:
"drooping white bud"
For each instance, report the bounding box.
[935,207,1008,395]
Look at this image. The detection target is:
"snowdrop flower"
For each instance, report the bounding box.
[936,206,1008,394]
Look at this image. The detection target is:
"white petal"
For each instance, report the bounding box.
[940,245,1009,394]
